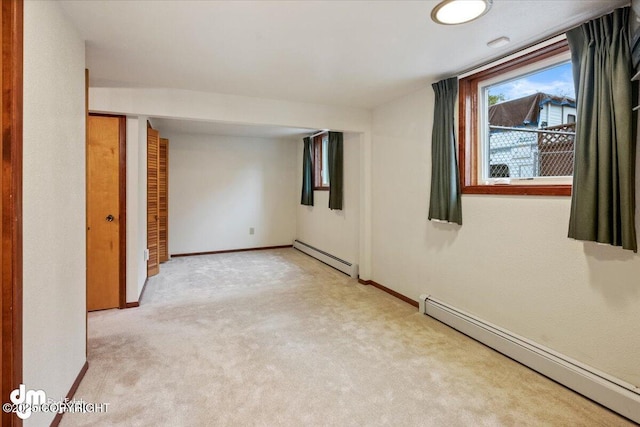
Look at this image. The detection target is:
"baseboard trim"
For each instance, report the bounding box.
[50,361,89,427]
[171,245,292,258]
[358,279,419,308]
[420,295,640,424]
[123,277,149,309]
[293,240,358,278]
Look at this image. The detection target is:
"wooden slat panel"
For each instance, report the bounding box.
[147,128,160,277]
[159,138,169,262]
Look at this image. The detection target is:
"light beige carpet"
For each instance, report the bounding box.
[60,248,632,426]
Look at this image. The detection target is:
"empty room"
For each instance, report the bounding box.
[2,0,640,426]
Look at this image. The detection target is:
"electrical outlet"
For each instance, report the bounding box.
[144,249,149,261]
[249,227,255,235]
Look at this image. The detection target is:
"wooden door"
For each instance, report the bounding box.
[147,127,160,276]
[159,137,169,263]
[87,115,123,311]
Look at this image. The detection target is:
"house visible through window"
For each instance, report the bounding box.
[459,39,575,196]
[313,132,329,190]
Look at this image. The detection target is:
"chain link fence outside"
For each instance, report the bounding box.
[488,123,576,179]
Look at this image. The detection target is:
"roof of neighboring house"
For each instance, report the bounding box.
[488,92,576,128]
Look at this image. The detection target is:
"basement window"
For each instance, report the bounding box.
[313,132,330,190]
[459,38,575,196]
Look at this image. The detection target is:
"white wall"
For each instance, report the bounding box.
[136,117,148,299]
[296,133,360,265]
[125,117,149,303]
[23,2,86,426]
[90,87,371,134]
[126,117,139,303]
[89,87,374,278]
[165,132,297,254]
[371,86,640,387]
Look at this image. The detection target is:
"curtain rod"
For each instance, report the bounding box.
[456,33,567,80]
[450,4,625,81]
[309,129,329,138]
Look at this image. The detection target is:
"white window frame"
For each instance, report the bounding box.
[477,50,573,186]
[457,36,574,196]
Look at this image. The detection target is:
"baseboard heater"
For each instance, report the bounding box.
[419,295,640,424]
[293,240,358,278]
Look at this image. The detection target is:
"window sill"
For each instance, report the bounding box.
[314,187,330,191]
[461,184,571,196]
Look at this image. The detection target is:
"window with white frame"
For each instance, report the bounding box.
[459,38,575,196]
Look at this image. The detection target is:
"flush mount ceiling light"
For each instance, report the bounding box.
[431,0,493,25]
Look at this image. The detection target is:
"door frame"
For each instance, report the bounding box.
[1,1,23,426]
[86,113,127,309]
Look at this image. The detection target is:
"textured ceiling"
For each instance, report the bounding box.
[59,0,628,109]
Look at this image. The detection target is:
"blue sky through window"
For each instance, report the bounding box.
[488,61,574,102]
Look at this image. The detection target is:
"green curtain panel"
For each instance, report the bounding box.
[301,136,314,206]
[567,7,637,252]
[328,132,343,210]
[428,77,462,225]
